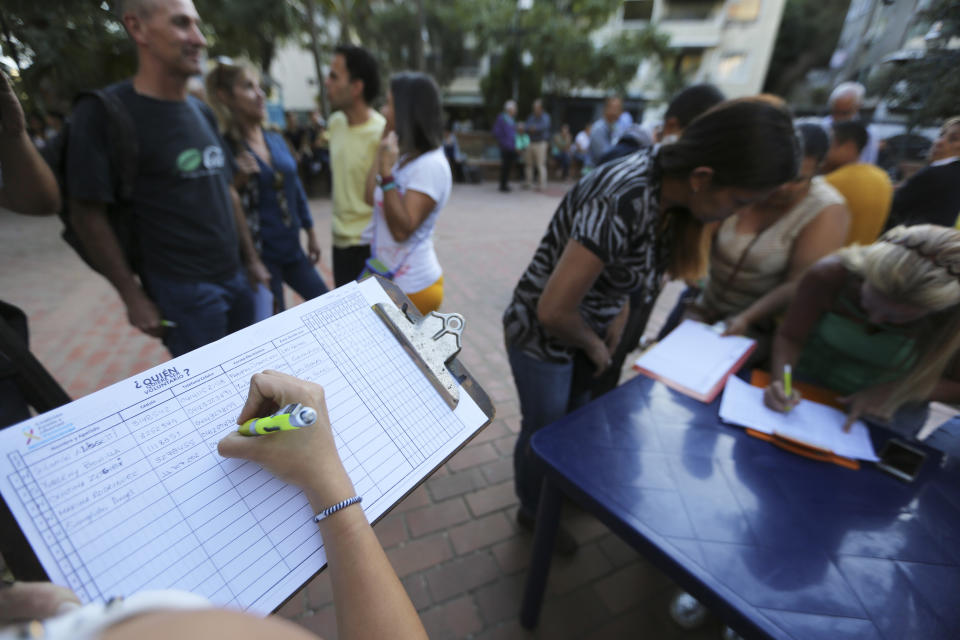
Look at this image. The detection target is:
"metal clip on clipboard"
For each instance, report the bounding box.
[372,302,466,408]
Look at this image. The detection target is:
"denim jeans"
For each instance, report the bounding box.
[508,345,591,514]
[264,251,329,312]
[143,269,255,358]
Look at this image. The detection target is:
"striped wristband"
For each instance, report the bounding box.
[313,495,362,523]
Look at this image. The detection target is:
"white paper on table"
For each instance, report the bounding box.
[634,320,755,399]
[719,375,879,462]
[916,402,960,441]
[0,279,488,615]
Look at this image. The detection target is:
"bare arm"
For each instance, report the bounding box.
[929,356,960,404]
[363,153,378,206]
[0,70,60,215]
[380,188,435,243]
[725,204,850,335]
[537,239,612,373]
[763,257,847,411]
[70,199,163,337]
[371,133,436,242]
[218,372,427,640]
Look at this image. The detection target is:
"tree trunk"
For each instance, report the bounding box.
[304,0,328,115]
[415,0,426,71]
[259,37,275,77]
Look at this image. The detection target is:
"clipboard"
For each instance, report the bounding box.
[746,370,859,470]
[0,276,494,613]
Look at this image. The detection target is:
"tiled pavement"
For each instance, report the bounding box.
[1,180,713,639]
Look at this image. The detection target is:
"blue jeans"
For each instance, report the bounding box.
[508,346,591,513]
[143,270,255,358]
[264,251,329,312]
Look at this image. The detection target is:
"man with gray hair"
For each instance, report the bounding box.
[822,81,879,164]
[493,99,518,192]
[66,0,267,357]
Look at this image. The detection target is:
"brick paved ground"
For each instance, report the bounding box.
[1,179,715,639]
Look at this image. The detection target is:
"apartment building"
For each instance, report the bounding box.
[605,0,787,99]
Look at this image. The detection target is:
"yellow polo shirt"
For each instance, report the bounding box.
[327,110,385,248]
[824,163,893,246]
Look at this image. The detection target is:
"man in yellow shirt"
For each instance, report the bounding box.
[325,45,386,286]
[823,121,893,245]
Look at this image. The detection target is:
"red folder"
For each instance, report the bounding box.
[634,341,756,403]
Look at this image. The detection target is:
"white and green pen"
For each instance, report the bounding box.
[238,402,318,436]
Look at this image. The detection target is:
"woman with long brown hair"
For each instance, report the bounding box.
[362,71,451,314]
[503,98,802,546]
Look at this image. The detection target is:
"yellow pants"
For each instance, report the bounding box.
[407,276,444,315]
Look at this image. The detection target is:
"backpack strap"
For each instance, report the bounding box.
[73,89,139,201]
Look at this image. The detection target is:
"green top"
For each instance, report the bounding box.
[795,294,918,395]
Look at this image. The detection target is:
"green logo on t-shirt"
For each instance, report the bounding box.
[176,148,202,172]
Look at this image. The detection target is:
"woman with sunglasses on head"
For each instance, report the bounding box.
[765,224,960,430]
[363,72,451,315]
[207,61,328,319]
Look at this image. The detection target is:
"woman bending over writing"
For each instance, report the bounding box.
[765,224,960,430]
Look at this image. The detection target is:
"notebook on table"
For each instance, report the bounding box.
[633,320,756,403]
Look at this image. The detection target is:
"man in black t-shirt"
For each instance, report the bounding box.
[68,0,269,357]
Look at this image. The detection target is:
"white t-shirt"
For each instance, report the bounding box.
[368,147,452,293]
[574,130,590,153]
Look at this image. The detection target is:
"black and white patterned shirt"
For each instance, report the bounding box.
[503,148,670,363]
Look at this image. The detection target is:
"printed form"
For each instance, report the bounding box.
[0,279,488,615]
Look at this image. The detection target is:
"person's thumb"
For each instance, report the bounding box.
[217,431,258,461]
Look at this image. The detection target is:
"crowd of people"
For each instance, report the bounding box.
[2,0,960,635]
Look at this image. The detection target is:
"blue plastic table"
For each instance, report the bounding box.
[520,376,960,638]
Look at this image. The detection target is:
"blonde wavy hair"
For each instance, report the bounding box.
[839,224,960,414]
[205,60,257,145]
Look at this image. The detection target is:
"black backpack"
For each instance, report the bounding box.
[43,89,140,274]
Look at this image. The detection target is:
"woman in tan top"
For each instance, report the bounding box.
[689,124,850,344]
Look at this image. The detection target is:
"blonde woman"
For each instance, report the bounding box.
[765,224,960,428]
[207,61,327,317]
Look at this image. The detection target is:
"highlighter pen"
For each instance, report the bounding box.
[783,364,793,412]
[238,403,318,436]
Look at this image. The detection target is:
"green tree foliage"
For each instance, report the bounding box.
[869,0,960,126]
[479,45,543,124]
[0,0,305,111]
[344,0,676,120]
[476,0,675,97]
[0,1,134,111]
[194,0,303,74]
[763,0,851,96]
[347,0,469,88]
